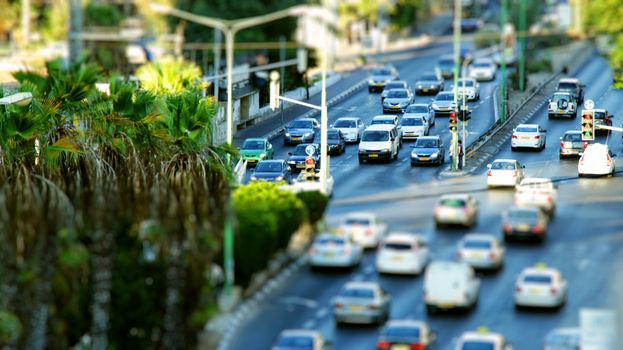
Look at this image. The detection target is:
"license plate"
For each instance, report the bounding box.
[296,164,305,169]
[439,108,448,111]
[369,154,379,158]
[292,137,301,141]
[469,252,485,259]
[420,157,429,161]
[349,305,364,312]
[521,136,531,140]
[392,256,403,261]
[517,224,530,231]
[529,288,543,295]
[440,303,454,309]
[323,252,335,257]
[247,159,257,163]
[392,105,399,109]
[391,345,410,350]
[423,88,429,92]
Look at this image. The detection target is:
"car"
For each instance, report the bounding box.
[502,205,549,242]
[514,178,557,216]
[457,234,505,270]
[492,49,517,66]
[457,77,480,101]
[578,143,616,177]
[381,80,409,101]
[461,17,484,32]
[423,261,480,313]
[287,143,320,171]
[559,130,585,159]
[382,88,413,114]
[250,160,293,184]
[511,124,547,151]
[542,327,580,350]
[376,320,437,350]
[548,92,577,119]
[469,58,497,81]
[410,136,445,166]
[333,281,391,325]
[434,194,478,228]
[556,78,584,103]
[403,103,435,126]
[593,108,614,134]
[486,159,526,188]
[272,329,326,350]
[376,233,430,275]
[436,55,454,79]
[368,66,399,92]
[455,328,513,350]
[514,263,568,309]
[283,118,319,145]
[239,137,273,166]
[331,117,365,143]
[284,171,335,197]
[308,233,363,268]
[400,116,429,141]
[371,115,403,144]
[337,212,388,248]
[327,129,346,155]
[358,124,401,164]
[431,91,457,116]
[415,71,444,95]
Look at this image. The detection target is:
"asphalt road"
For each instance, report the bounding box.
[227,52,623,350]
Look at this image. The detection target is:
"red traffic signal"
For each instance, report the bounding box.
[581,110,594,141]
[449,111,458,132]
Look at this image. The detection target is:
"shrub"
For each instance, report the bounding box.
[526,59,553,74]
[85,4,122,27]
[296,191,329,225]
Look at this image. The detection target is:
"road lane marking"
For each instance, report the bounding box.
[279,296,319,309]
[303,319,316,329]
[315,307,329,319]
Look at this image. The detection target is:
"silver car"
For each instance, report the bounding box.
[400,116,429,140]
[381,80,409,101]
[547,92,577,119]
[403,103,435,126]
[331,117,365,143]
[457,78,480,101]
[431,91,457,116]
[382,88,413,114]
[308,233,363,268]
[333,281,391,325]
[559,130,584,159]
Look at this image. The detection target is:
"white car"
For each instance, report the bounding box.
[514,177,557,216]
[371,115,403,144]
[308,233,363,268]
[514,263,568,309]
[331,117,365,143]
[434,194,479,228]
[400,116,429,140]
[457,77,480,101]
[337,212,388,248]
[578,143,616,177]
[455,328,513,350]
[424,261,480,313]
[403,103,435,126]
[511,124,547,151]
[287,171,334,197]
[457,234,505,270]
[487,159,525,188]
[376,233,430,275]
[469,58,497,81]
[272,329,326,350]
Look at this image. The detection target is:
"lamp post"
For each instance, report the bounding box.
[451,0,462,172]
[150,3,336,297]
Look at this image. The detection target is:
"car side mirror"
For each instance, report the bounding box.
[287,152,292,156]
[268,144,273,149]
[613,153,617,157]
[543,129,547,132]
[390,137,395,141]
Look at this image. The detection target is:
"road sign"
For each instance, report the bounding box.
[305,145,316,156]
[584,99,595,110]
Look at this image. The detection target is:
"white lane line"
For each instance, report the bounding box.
[303,319,316,329]
[479,100,485,104]
[315,307,329,319]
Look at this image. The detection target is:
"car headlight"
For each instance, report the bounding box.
[304,132,312,137]
[288,161,296,164]
[430,85,435,89]
[275,176,284,181]
[285,132,291,137]
[411,152,418,157]
[381,148,390,153]
[432,104,439,109]
[431,152,439,159]
[368,79,374,84]
[417,85,423,89]
[250,176,257,181]
[383,101,390,107]
[259,153,266,158]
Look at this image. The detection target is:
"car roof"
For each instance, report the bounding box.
[373,115,397,120]
[279,329,320,338]
[335,117,359,121]
[564,130,581,134]
[521,266,559,276]
[436,91,454,96]
[517,123,539,127]
[244,137,267,141]
[386,88,409,93]
[344,211,376,220]
[366,124,395,131]
[385,319,427,328]
[460,331,504,343]
[559,78,580,84]
[519,177,553,185]
[384,232,422,243]
[553,91,573,96]
[409,103,429,107]
[440,193,470,200]
[492,158,517,163]
[463,233,496,241]
[344,281,379,289]
[296,118,316,122]
[417,136,440,140]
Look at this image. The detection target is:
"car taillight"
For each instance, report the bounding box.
[456,251,463,259]
[532,224,543,234]
[434,207,441,215]
[551,287,558,294]
[335,303,343,309]
[342,247,351,255]
[503,223,512,232]
[490,252,497,260]
[377,340,390,350]
[513,170,518,177]
[534,135,540,139]
[487,170,492,176]
[309,247,317,255]
[607,155,612,166]
[512,135,518,139]
[366,228,373,236]
[411,344,425,350]
[583,142,588,149]
[515,285,522,292]
[547,196,553,203]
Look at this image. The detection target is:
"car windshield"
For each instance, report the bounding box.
[362,131,389,141]
[289,120,313,129]
[472,62,491,68]
[523,274,552,284]
[440,199,466,207]
[594,111,606,119]
[414,139,438,148]
[435,93,454,101]
[563,133,582,141]
[372,68,391,76]
[420,73,438,81]
[516,126,538,133]
[316,236,345,245]
[255,162,282,172]
[385,82,404,90]
[459,80,475,87]
[334,119,356,128]
[491,162,516,170]
[387,90,408,98]
[344,218,370,225]
[557,82,578,91]
[276,335,314,348]
[438,59,453,68]
[460,341,495,350]
[242,140,265,150]
[293,145,315,156]
[383,242,412,250]
[463,240,492,249]
[340,287,374,298]
[383,326,420,339]
[401,118,424,126]
[406,105,428,113]
[552,94,570,103]
[508,209,537,219]
[371,119,394,125]
[545,332,580,346]
[328,132,340,140]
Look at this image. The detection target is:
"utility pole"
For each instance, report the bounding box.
[68,0,83,64]
[280,35,286,127]
[519,0,526,91]
[500,0,507,122]
[452,0,462,172]
[213,29,221,98]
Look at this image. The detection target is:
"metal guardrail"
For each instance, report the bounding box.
[233,159,247,185]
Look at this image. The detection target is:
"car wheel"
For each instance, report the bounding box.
[435,221,444,229]
[548,114,553,119]
[503,234,511,243]
[426,304,437,315]
[359,158,365,164]
[368,87,373,93]
[511,146,516,152]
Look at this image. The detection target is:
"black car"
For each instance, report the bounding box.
[249,160,293,184]
[436,55,454,79]
[376,320,437,350]
[410,136,445,166]
[327,129,346,155]
[415,71,444,95]
[287,143,320,171]
[283,118,320,145]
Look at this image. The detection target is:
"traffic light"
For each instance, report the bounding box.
[581,110,594,141]
[449,111,458,132]
[269,71,280,111]
[458,107,471,121]
[304,156,316,181]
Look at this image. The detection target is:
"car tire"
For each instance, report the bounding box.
[359,158,365,164]
[503,234,511,243]
[435,221,444,229]
[426,304,436,315]
[511,146,516,152]
[368,87,373,93]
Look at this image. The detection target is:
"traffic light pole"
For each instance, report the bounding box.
[519,0,526,92]
[500,0,508,122]
[451,0,462,172]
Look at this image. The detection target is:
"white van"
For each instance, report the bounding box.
[358,124,400,164]
[423,261,480,313]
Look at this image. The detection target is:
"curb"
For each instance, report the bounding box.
[263,77,369,141]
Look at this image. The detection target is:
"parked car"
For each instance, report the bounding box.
[239,137,273,166]
[327,129,346,155]
[548,92,577,119]
[332,117,365,143]
[415,71,444,95]
[287,143,320,171]
[250,160,293,184]
[333,281,391,325]
[423,261,480,313]
[511,124,547,151]
[283,118,320,145]
[578,143,616,177]
[559,130,585,159]
[368,66,399,92]
[403,103,435,126]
